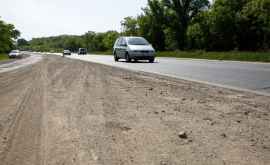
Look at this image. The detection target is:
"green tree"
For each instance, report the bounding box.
[17,38,29,48]
[83,32,106,51]
[187,22,205,49]
[162,0,210,49]
[121,17,139,36]
[102,31,120,50]
[137,0,166,50]
[186,11,210,49]
[0,18,20,53]
[63,36,84,52]
[204,0,247,50]
[237,0,270,50]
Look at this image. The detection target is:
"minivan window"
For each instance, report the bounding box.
[127,38,149,45]
[121,38,127,46]
[117,38,122,46]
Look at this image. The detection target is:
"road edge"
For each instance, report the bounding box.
[65,56,270,97]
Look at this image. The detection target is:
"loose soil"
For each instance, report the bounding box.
[0,55,269,165]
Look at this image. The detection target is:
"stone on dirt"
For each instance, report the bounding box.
[178,131,188,139]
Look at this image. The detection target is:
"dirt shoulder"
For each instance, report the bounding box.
[0,55,269,165]
[0,54,30,64]
[0,54,41,73]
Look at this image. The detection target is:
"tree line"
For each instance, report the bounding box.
[0,18,20,53]
[19,0,270,52]
[19,31,120,53]
[123,0,270,51]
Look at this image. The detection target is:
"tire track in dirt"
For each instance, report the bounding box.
[0,85,33,162]
[0,63,45,165]
[41,57,101,165]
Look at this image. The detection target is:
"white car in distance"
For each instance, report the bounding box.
[9,50,22,58]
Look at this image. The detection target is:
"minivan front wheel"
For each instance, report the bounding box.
[125,53,131,63]
[149,58,155,63]
[114,52,119,62]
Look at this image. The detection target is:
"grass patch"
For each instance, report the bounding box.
[157,51,270,62]
[0,54,9,61]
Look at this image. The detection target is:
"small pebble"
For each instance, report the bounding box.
[244,111,250,115]
[221,133,227,138]
[178,131,188,139]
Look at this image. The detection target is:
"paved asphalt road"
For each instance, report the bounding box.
[67,54,270,95]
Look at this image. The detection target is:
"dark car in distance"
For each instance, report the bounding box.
[78,48,87,55]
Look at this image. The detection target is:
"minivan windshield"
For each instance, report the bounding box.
[127,38,149,45]
[11,50,19,53]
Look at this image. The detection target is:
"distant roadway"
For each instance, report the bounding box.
[66,54,270,95]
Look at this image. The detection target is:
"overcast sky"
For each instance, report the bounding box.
[0,0,147,40]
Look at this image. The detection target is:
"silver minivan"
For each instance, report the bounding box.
[113,37,155,63]
[9,50,22,58]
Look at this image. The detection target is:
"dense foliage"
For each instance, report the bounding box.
[20,0,270,52]
[0,18,20,53]
[122,0,270,51]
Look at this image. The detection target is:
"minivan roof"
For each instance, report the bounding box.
[11,50,20,52]
[121,36,143,39]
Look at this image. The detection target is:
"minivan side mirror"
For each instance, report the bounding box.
[121,43,127,47]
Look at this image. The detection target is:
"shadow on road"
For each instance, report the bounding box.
[117,60,159,64]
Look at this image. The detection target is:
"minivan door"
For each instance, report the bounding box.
[119,38,127,58]
[115,38,122,57]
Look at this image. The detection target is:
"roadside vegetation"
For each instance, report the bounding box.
[0,54,9,61]
[12,0,270,62]
[0,18,20,56]
[157,51,270,62]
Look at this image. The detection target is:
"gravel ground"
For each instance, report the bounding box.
[0,55,269,165]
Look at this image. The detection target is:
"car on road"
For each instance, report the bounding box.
[78,48,87,55]
[113,36,155,63]
[63,50,71,55]
[8,50,22,58]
